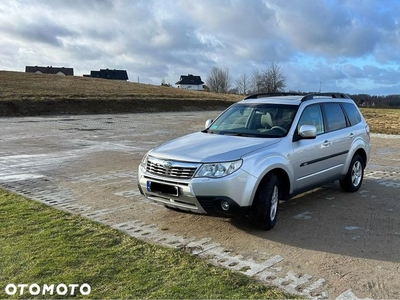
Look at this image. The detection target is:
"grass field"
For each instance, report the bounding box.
[360,108,400,135]
[0,71,241,102]
[0,71,241,116]
[0,189,295,299]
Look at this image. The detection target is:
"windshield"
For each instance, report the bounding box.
[206,103,298,138]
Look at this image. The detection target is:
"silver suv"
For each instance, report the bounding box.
[138,93,371,230]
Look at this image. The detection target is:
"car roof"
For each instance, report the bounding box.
[240,92,352,106]
[241,95,303,105]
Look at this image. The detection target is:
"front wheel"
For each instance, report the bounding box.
[250,173,280,230]
[340,155,364,192]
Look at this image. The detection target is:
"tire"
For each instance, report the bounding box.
[340,155,364,192]
[250,173,280,230]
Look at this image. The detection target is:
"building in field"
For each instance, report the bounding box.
[25,66,74,76]
[175,74,204,90]
[83,69,129,81]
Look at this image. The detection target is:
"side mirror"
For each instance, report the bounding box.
[299,125,317,139]
[205,119,214,129]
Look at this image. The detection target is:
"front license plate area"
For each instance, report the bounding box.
[147,181,179,197]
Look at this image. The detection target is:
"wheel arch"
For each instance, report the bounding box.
[254,167,291,202]
[354,148,367,167]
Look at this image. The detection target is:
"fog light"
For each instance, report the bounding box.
[221,200,230,211]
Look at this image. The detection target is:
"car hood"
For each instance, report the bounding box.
[149,132,281,163]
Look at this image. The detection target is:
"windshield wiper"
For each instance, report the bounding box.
[202,129,217,134]
[223,132,263,137]
[224,132,244,136]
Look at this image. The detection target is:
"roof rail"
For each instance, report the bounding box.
[244,92,301,100]
[301,93,350,101]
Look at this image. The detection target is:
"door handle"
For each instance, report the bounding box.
[349,133,355,139]
[322,140,331,147]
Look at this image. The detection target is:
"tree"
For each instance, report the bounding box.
[161,79,171,87]
[251,69,264,93]
[251,63,286,93]
[235,72,251,95]
[264,63,286,93]
[206,67,232,93]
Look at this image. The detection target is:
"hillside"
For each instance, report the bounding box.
[0,71,242,116]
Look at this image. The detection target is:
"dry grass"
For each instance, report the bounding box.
[0,71,242,102]
[360,108,400,135]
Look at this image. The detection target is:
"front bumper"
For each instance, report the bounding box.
[137,165,255,216]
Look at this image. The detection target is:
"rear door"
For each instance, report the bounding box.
[320,102,354,175]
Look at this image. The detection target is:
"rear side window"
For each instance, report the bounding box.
[342,102,362,126]
[323,103,347,132]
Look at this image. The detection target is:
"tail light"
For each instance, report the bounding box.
[365,125,370,139]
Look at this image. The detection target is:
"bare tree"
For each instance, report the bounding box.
[251,69,264,93]
[265,62,286,92]
[206,67,232,93]
[251,63,286,93]
[235,72,251,95]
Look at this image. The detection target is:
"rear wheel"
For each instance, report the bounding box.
[340,155,364,192]
[250,173,280,230]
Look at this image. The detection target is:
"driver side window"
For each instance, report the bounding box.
[298,105,324,135]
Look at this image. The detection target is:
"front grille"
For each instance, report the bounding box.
[146,158,198,179]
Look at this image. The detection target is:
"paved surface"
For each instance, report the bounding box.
[0,112,399,299]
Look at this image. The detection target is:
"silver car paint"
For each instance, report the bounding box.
[138,96,371,214]
[148,131,281,163]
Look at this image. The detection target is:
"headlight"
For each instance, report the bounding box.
[195,160,242,178]
[140,150,151,168]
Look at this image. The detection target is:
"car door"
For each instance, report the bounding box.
[290,104,333,191]
[320,102,354,176]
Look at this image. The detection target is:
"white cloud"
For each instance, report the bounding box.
[0,0,399,94]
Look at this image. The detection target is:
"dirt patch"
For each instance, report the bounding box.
[0,98,234,117]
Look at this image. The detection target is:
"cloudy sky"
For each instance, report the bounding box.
[1,0,399,95]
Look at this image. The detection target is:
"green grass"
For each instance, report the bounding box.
[0,189,295,299]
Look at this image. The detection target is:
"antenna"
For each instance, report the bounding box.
[319,81,322,93]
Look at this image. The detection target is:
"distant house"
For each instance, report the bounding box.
[83,69,128,81]
[359,99,376,107]
[25,66,74,76]
[175,74,204,90]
